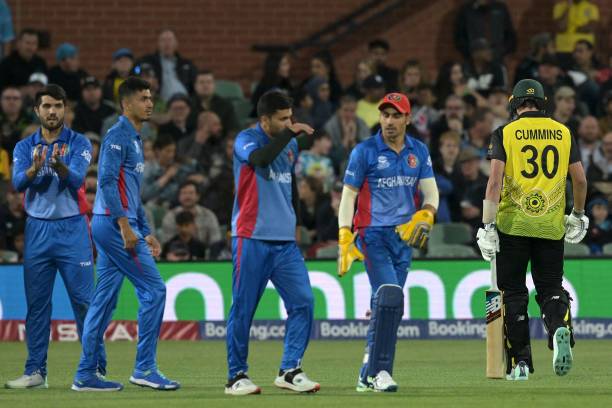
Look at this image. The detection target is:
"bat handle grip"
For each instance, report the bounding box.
[490,258,499,291]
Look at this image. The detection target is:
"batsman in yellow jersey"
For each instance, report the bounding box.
[477,79,588,381]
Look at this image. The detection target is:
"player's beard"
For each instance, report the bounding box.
[41,115,64,132]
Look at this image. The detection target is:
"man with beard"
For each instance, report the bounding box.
[73,77,179,391]
[6,84,96,389]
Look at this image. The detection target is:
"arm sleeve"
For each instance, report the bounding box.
[343,146,366,189]
[98,136,126,219]
[297,132,313,151]
[487,127,506,162]
[247,129,294,167]
[569,132,581,164]
[64,136,92,190]
[292,172,302,226]
[137,203,151,237]
[419,177,439,210]
[11,142,33,192]
[338,185,358,228]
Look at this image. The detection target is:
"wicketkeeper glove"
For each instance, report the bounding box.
[337,227,364,277]
[564,209,589,244]
[396,209,435,249]
[476,223,499,261]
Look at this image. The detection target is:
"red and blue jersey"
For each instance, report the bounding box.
[231,124,298,241]
[12,127,92,219]
[344,131,434,228]
[93,115,150,236]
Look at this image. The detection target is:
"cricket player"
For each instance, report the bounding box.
[6,84,96,389]
[225,90,320,396]
[338,92,439,392]
[477,79,588,380]
[72,77,179,391]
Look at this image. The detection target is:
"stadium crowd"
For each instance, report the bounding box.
[1,0,611,262]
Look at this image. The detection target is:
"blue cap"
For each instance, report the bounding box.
[113,48,134,61]
[56,43,78,61]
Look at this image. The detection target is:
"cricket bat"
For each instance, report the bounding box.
[486,258,505,378]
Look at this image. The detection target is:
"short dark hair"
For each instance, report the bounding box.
[34,84,67,108]
[256,90,293,118]
[339,94,357,106]
[175,210,195,226]
[18,28,38,40]
[179,180,200,195]
[368,38,390,51]
[313,130,331,142]
[472,107,492,124]
[575,39,594,50]
[196,69,214,79]
[153,133,176,150]
[118,76,151,110]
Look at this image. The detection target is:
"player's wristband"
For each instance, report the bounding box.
[571,208,585,217]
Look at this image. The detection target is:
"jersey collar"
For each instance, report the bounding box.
[374,130,414,154]
[33,126,69,145]
[119,115,140,139]
[518,110,547,119]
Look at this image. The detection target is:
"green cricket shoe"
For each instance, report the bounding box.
[553,327,573,376]
[506,361,529,381]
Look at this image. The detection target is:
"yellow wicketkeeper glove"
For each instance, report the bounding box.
[396,209,435,249]
[337,227,364,277]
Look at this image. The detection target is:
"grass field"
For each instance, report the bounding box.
[1,339,612,407]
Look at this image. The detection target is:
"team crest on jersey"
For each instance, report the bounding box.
[407,153,418,168]
[287,149,294,164]
[377,155,390,170]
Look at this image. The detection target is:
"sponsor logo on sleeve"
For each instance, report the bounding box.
[81,150,92,163]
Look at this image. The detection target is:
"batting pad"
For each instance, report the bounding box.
[367,284,404,377]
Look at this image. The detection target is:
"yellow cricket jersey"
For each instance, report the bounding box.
[488,111,581,240]
[553,0,599,52]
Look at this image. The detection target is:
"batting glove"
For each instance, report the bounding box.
[564,209,589,244]
[476,223,499,262]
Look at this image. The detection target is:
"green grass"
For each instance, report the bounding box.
[2,340,612,407]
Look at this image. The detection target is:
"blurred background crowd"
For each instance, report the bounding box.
[1,0,611,262]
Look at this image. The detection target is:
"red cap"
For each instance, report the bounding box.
[378,92,411,114]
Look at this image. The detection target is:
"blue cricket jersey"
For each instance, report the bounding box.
[93,115,150,236]
[231,124,298,241]
[343,131,434,228]
[12,127,92,219]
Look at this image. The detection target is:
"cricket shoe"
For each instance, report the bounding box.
[129,369,180,390]
[368,370,398,392]
[225,373,261,395]
[553,327,573,376]
[274,368,320,393]
[72,376,124,392]
[506,361,529,381]
[356,376,374,392]
[5,370,48,389]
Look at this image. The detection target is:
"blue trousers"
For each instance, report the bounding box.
[75,215,166,380]
[356,227,412,378]
[23,215,98,376]
[226,237,314,379]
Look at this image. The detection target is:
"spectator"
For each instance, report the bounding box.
[304,76,334,129]
[291,88,314,126]
[191,70,239,136]
[295,131,335,192]
[72,76,116,135]
[162,211,207,260]
[344,59,375,100]
[429,94,469,160]
[297,176,325,241]
[158,93,193,143]
[0,87,35,155]
[103,48,134,105]
[568,39,600,114]
[454,0,516,63]
[367,38,399,92]
[584,196,612,254]
[202,136,235,226]
[305,51,343,106]
[463,107,494,159]
[22,71,47,110]
[314,180,342,244]
[488,86,510,129]
[434,61,483,109]
[536,53,574,103]
[463,38,508,99]
[411,83,441,144]
[514,32,556,84]
[399,59,427,106]
[553,0,599,57]
[85,169,97,191]
[324,94,370,173]
[251,52,293,114]
[0,0,14,58]
[433,131,463,223]
[577,115,601,171]
[160,181,222,251]
[457,146,488,232]
[142,133,199,206]
[0,142,8,181]
[84,132,101,166]
[599,91,612,134]
[356,74,386,129]
[552,86,581,136]
[48,43,89,101]
[587,131,612,183]
[0,190,25,252]
[138,28,197,101]
[0,28,46,90]
[177,110,223,172]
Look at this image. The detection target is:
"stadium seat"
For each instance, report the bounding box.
[426,244,477,258]
[429,222,473,245]
[563,242,590,256]
[215,80,244,100]
[315,245,338,259]
[232,99,254,128]
[603,243,612,256]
